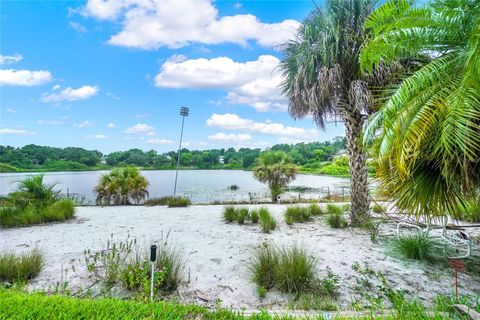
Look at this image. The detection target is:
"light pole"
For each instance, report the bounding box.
[173,106,189,196]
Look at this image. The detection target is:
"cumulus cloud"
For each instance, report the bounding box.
[73,120,92,128]
[85,134,108,140]
[41,85,99,102]
[0,69,52,86]
[208,132,252,142]
[0,128,35,135]
[155,55,285,112]
[0,54,23,65]
[145,138,174,145]
[80,0,299,49]
[125,123,154,134]
[206,113,318,139]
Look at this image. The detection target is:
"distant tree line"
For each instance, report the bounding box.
[0,137,346,172]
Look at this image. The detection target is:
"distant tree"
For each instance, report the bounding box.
[253,151,298,202]
[94,167,149,205]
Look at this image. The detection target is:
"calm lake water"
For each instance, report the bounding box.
[0,170,350,204]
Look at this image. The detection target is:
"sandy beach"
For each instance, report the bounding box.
[1,204,479,310]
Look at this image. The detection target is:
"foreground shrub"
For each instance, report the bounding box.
[391,234,433,261]
[326,204,342,215]
[250,210,259,223]
[156,243,185,291]
[167,197,191,207]
[0,248,44,283]
[308,203,324,216]
[223,206,237,222]
[259,208,276,233]
[327,213,348,228]
[248,244,278,290]
[284,206,311,225]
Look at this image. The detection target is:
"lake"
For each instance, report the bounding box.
[0,170,350,204]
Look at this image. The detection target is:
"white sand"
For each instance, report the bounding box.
[1,205,479,309]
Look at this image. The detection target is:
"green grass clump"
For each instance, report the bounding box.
[371,203,387,214]
[327,213,348,228]
[460,199,480,222]
[259,208,276,233]
[249,244,278,290]
[167,197,191,207]
[236,208,249,224]
[284,206,311,225]
[391,234,433,261]
[0,248,44,283]
[144,196,174,206]
[223,206,237,222]
[155,243,185,291]
[308,203,324,216]
[326,204,342,215]
[250,210,259,223]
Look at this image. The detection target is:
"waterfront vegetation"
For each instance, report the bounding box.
[0,175,75,227]
[0,248,44,283]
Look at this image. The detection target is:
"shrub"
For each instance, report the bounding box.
[371,203,387,214]
[144,197,173,206]
[248,243,278,290]
[275,244,317,294]
[259,208,276,233]
[43,199,75,222]
[326,204,342,215]
[327,213,348,228]
[236,208,249,224]
[156,243,185,291]
[308,203,324,216]
[167,197,191,207]
[391,234,433,261]
[222,206,237,223]
[250,210,259,223]
[0,248,44,283]
[460,199,480,222]
[284,206,311,225]
[95,167,149,205]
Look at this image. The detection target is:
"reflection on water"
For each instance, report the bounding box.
[0,170,350,204]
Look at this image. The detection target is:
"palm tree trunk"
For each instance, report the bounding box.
[344,112,370,226]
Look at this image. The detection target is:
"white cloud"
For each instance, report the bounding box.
[107,122,116,128]
[41,85,99,102]
[0,128,35,135]
[125,123,154,134]
[6,108,17,114]
[206,113,318,139]
[155,55,285,112]
[146,138,174,145]
[0,54,23,65]
[106,92,120,100]
[208,132,252,142]
[69,21,88,33]
[85,134,108,140]
[38,119,66,125]
[0,69,52,86]
[73,120,92,128]
[81,0,299,49]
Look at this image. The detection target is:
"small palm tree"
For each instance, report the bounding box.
[95,167,149,205]
[361,0,480,218]
[10,175,58,209]
[253,151,298,202]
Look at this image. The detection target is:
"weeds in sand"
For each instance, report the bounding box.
[327,213,348,228]
[289,294,338,311]
[250,210,259,223]
[371,203,387,214]
[326,204,342,215]
[0,248,44,283]
[259,208,276,233]
[249,243,279,290]
[236,208,249,224]
[284,206,311,225]
[144,197,174,206]
[167,197,191,207]
[391,234,433,261]
[308,203,324,216]
[358,218,381,242]
[223,206,237,223]
[257,286,267,299]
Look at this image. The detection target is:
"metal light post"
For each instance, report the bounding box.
[173,106,189,196]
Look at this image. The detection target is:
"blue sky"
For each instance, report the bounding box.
[0,0,344,153]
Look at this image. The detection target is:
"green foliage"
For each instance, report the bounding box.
[308,203,324,216]
[391,234,434,261]
[0,163,19,173]
[166,197,191,207]
[259,208,276,233]
[250,210,259,223]
[253,151,298,202]
[327,213,348,228]
[155,243,185,292]
[236,208,249,224]
[284,206,311,225]
[371,203,387,214]
[459,198,480,222]
[257,286,267,299]
[143,196,173,206]
[94,167,149,206]
[249,243,278,290]
[0,248,44,283]
[289,294,338,311]
[326,204,342,215]
[223,206,237,223]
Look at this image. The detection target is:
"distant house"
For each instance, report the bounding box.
[218,156,225,164]
[100,156,107,164]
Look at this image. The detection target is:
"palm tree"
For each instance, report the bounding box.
[361,0,480,219]
[253,151,298,202]
[10,175,58,209]
[280,0,394,224]
[95,167,149,205]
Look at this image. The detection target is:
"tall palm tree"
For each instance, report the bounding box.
[95,166,149,205]
[253,151,298,202]
[280,0,391,224]
[361,0,480,219]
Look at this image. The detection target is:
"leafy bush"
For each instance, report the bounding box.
[326,204,342,215]
[167,197,191,207]
[250,210,259,223]
[327,213,348,228]
[284,206,311,225]
[222,206,237,223]
[0,248,44,283]
[308,203,324,216]
[95,167,149,205]
[144,196,174,206]
[460,199,480,222]
[371,203,387,214]
[391,234,433,261]
[259,208,276,233]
